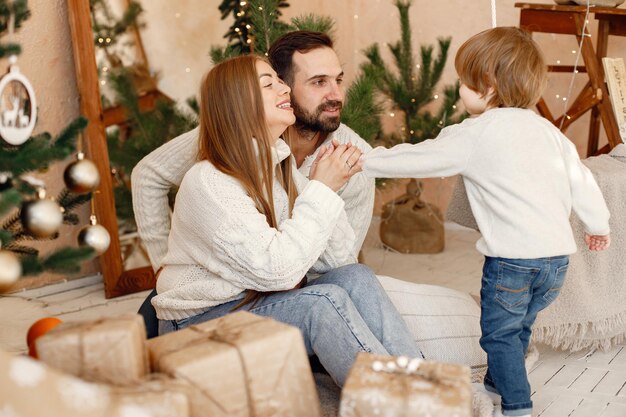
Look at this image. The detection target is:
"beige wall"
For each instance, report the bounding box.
[7,1,623,289]
[139,0,626,213]
[4,0,98,291]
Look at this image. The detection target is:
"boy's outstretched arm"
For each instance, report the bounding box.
[361,125,473,179]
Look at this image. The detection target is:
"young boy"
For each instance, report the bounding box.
[362,27,611,417]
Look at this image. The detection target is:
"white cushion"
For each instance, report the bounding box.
[378,275,487,375]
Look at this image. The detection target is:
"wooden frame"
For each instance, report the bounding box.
[67,0,155,298]
[516,3,625,156]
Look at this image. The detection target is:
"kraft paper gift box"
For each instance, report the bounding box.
[339,353,472,417]
[146,310,321,417]
[0,348,190,417]
[35,314,149,385]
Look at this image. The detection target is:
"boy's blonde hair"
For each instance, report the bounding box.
[455,27,547,109]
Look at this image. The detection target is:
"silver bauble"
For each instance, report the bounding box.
[21,199,63,238]
[78,224,111,255]
[63,156,100,194]
[0,250,21,291]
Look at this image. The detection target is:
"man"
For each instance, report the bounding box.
[131,31,374,271]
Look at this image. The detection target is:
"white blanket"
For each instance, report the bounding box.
[447,144,626,351]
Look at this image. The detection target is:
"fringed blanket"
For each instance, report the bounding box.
[446,144,626,351]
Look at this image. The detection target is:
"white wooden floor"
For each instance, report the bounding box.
[1,220,624,417]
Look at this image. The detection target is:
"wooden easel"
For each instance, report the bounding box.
[516,3,625,156]
[67,0,162,298]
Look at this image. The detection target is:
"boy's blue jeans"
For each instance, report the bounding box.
[158,264,422,386]
[480,255,569,417]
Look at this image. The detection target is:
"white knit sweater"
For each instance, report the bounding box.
[152,139,356,320]
[131,124,374,271]
[364,108,610,259]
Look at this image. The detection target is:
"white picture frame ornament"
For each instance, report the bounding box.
[0,58,37,146]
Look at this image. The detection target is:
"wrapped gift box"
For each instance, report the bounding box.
[146,311,321,417]
[35,314,149,385]
[0,348,189,417]
[340,353,472,417]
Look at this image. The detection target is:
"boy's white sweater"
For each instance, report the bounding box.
[364,108,610,259]
[153,139,356,320]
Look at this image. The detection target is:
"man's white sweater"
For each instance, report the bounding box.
[152,140,356,320]
[131,124,374,271]
[363,108,610,259]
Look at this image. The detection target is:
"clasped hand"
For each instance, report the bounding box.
[309,140,363,192]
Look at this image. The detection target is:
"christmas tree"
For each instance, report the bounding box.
[0,0,103,291]
[91,0,196,231]
[105,70,196,230]
[362,0,463,145]
[210,0,383,143]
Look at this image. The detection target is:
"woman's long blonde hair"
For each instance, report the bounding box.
[197,54,298,307]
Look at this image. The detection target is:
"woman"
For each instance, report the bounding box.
[152,55,419,386]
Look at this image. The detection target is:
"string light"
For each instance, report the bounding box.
[559,0,591,130]
[240,1,247,5]
[354,14,359,19]
[185,67,191,73]
[390,112,395,117]
[433,94,439,99]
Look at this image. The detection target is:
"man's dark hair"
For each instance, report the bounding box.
[268,31,333,85]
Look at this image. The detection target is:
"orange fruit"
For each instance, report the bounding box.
[26,317,62,358]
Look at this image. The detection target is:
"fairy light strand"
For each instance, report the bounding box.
[559,0,591,130]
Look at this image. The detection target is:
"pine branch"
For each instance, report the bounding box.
[218,0,289,54]
[0,0,29,57]
[0,229,12,247]
[21,247,95,276]
[8,245,37,256]
[0,117,87,175]
[209,44,240,65]
[90,0,144,50]
[0,188,21,217]
[248,0,291,55]
[42,247,95,273]
[57,189,92,212]
[289,14,335,35]
[341,73,383,144]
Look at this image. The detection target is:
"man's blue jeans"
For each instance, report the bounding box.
[159,264,422,386]
[480,255,569,416]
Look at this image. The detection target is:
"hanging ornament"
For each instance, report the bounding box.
[63,152,101,194]
[78,215,110,255]
[0,249,21,291]
[0,172,13,191]
[0,55,36,146]
[20,188,63,238]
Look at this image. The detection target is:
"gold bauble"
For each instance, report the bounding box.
[20,199,63,238]
[63,156,100,194]
[78,224,111,255]
[0,250,21,291]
